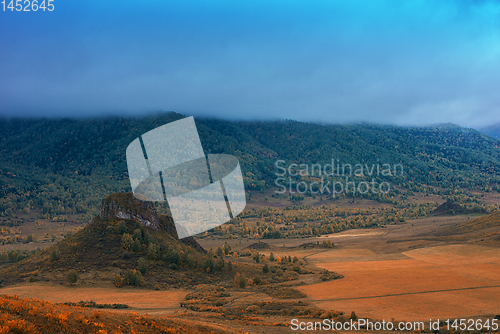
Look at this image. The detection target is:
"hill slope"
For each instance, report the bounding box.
[1,113,500,221]
[0,193,239,289]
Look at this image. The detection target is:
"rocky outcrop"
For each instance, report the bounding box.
[99,192,206,253]
[98,192,161,230]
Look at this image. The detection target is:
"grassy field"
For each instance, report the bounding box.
[300,244,500,321]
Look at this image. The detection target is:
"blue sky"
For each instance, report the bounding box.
[1,0,500,127]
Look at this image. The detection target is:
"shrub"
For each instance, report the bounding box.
[253,276,262,285]
[227,260,233,272]
[122,251,130,259]
[169,263,178,270]
[66,270,78,285]
[246,305,260,313]
[276,268,284,277]
[262,263,269,273]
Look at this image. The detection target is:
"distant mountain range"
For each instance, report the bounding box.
[478,124,500,140]
[1,113,500,219]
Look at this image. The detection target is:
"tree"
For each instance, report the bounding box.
[137,257,148,274]
[121,233,134,251]
[49,248,60,262]
[66,270,78,285]
[116,220,127,234]
[262,263,269,273]
[114,274,123,287]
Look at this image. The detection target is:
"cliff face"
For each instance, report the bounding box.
[99,192,161,230]
[98,192,206,253]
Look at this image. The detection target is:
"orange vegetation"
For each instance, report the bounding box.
[0,294,232,333]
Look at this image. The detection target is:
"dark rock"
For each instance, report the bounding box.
[99,192,206,253]
[99,192,161,230]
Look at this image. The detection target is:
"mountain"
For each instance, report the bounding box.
[1,113,500,222]
[479,123,500,140]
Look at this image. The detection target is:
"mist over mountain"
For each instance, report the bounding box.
[479,123,500,141]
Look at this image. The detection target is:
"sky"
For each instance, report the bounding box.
[1,0,500,127]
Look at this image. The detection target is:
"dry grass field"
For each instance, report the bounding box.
[299,244,500,321]
[0,284,187,315]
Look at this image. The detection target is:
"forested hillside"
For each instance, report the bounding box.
[1,112,500,222]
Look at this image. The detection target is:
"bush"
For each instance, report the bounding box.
[169,263,178,270]
[262,263,269,273]
[122,251,130,259]
[253,276,262,285]
[66,270,78,285]
[245,305,260,313]
[227,260,233,272]
[276,268,284,277]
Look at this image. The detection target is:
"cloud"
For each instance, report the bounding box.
[0,0,499,127]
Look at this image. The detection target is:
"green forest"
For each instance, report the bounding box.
[1,112,500,225]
